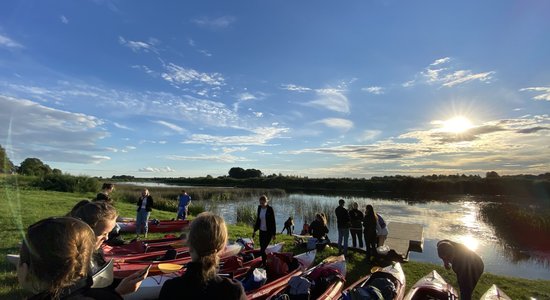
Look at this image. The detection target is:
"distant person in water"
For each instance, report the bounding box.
[437,239,484,300]
[176,190,192,220]
[252,195,276,266]
[349,202,364,248]
[159,212,246,300]
[281,217,294,235]
[95,183,115,203]
[136,189,154,238]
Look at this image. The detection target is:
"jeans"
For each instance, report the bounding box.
[259,230,273,265]
[177,206,188,220]
[136,210,150,235]
[350,228,363,248]
[337,227,350,255]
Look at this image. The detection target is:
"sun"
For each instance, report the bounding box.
[441,116,473,133]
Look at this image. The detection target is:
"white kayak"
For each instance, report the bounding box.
[480,284,512,300]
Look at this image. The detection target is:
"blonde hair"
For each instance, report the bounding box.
[188,212,228,283]
[20,217,95,299]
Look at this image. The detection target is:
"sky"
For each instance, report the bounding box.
[1,0,549,178]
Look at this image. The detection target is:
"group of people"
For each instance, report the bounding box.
[16,184,246,299]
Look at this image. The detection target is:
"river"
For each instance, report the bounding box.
[211,193,550,280]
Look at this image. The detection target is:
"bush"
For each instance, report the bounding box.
[236,205,256,227]
[188,203,206,216]
[33,174,99,193]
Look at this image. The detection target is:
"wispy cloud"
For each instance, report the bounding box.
[0,95,109,164]
[184,127,289,146]
[361,86,384,95]
[161,62,225,87]
[60,15,69,24]
[138,166,175,172]
[281,84,312,92]
[0,33,23,49]
[153,120,185,133]
[118,36,157,53]
[113,122,133,130]
[519,86,550,101]
[359,130,382,141]
[405,57,495,88]
[166,153,249,163]
[305,88,350,113]
[313,118,353,131]
[191,16,236,29]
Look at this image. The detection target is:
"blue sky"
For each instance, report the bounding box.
[1,0,549,178]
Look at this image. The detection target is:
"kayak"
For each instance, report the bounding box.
[113,243,242,278]
[123,243,285,300]
[246,249,317,300]
[480,284,512,300]
[403,270,458,300]
[342,262,405,300]
[117,219,190,233]
[102,239,186,258]
[266,254,346,300]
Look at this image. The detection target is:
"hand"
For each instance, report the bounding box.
[272,234,276,242]
[115,266,150,295]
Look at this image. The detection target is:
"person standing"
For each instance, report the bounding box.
[437,240,484,300]
[363,205,378,260]
[136,189,153,238]
[335,199,351,255]
[159,212,246,300]
[252,195,276,266]
[176,190,192,220]
[376,210,389,247]
[96,183,115,203]
[349,202,364,248]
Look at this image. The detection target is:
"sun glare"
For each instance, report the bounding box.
[441,116,473,133]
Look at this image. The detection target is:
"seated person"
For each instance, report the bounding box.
[159,212,247,300]
[17,216,124,299]
[308,213,329,241]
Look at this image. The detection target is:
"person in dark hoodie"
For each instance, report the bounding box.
[349,202,364,248]
[252,195,276,266]
[437,240,484,300]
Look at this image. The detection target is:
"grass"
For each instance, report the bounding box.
[1,185,549,299]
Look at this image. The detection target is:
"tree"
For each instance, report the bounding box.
[18,158,52,176]
[0,145,15,174]
[228,167,246,179]
[486,171,500,179]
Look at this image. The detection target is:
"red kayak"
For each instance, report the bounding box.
[266,255,346,300]
[342,262,405,300]
[246,250,317,300]
[102,238,186,257]
[117,219,190,233]
[403,270,458,300]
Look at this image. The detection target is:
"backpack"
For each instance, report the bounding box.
[377,214,386,229]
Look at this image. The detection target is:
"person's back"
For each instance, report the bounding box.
[335,205,350,229]
[159,212,246,300]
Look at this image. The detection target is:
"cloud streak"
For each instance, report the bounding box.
[0,33,23,49]
[520,86,550,101]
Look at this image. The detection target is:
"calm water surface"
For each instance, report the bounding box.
[210,194,550,280]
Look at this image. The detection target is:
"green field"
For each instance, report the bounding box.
[1,185,549,299]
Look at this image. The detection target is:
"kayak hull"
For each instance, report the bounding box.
[403,270,458,300]
[117,220,190,233]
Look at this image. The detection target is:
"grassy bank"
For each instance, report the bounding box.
[1,185,549,299]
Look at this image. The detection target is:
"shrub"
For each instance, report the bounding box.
[236,205,256,227]
[33,174,99,193]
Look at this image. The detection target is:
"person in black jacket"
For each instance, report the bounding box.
[308,213,329,241]
[159,212,246,300]
[136,189,154,238]
[18,217,126,300]
[335,198,351,255]
[252,195,276,266]
[349,202,364,248]
[437,240,484,300]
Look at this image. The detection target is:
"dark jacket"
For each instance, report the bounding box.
[254,205,276,236]
[308,219,329,240]
[159,262,247,300]
[28,276,122,300]
[136,195,153,212]
[95,193,111,202]
[335,205,351,229]
[349,209,364,229]
[362,213,377,240]
[442,240,484,300]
